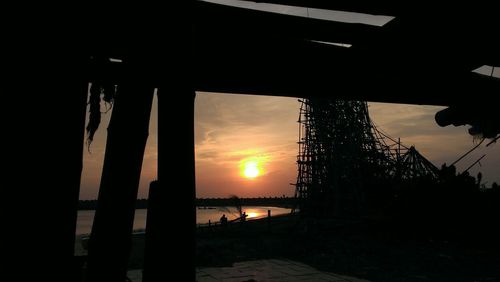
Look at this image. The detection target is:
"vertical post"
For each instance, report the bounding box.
[267,209,272,231]
[9,53,89,281]
[143,87,196,281]
[55,66,89,282]
[397,138,401,180]
[63,77,90,282]
[141,2,195,280]
[143,180,160,275]
[85,79,155,282]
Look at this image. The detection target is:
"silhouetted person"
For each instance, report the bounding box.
[241,211,247,222]
[440,163,457,179]
[492,182,499,191]
[220,214,228,226]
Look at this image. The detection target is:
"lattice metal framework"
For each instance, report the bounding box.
[294,98,439,216]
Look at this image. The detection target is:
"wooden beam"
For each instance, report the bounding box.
[195,1,382,45]
[79,1,500,107]
[85,75,155,282]
[143,88,196,282]
[86,35,500,107]
[142,2,197,281]
[246,0,403,16]
[243,0,498,20]
[7,51,89,281]
[194,35,500,106]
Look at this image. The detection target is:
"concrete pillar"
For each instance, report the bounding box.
[85,80,155,282]
[8,53,89,281]
[143,88,196,281]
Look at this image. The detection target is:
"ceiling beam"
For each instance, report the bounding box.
[195,0,382,45]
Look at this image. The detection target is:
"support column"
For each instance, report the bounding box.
[52,71,89,282]
[7,53,89,281]
[61,78,89,282]
[85,79,155,282]
[143,88,196,281]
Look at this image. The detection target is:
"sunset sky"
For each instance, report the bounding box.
[78,1,499,200]
[79,91,500,200]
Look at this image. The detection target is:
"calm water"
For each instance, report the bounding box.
[76,206,291,235]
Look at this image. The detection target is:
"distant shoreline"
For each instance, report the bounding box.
[78,197,296,210]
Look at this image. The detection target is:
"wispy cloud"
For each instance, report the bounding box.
[80,94,499,200]
[369,102,500,185]
[195,92,299,197]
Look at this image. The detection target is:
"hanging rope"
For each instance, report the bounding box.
[450,137,485,166]
[486,135,499,147]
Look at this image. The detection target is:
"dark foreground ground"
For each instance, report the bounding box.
[76,212,500,281]
[196,214,500,282]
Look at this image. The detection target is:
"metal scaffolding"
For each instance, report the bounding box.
[294,98,439,216]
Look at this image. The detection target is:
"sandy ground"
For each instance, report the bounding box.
[74,214,500,281]
[196,214,500,281]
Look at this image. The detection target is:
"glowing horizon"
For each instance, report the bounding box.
[79,92,500,200]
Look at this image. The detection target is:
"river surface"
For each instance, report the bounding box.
[76,206,291,235]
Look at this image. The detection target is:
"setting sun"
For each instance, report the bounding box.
[240,155,268,179]
[243,161,260,178]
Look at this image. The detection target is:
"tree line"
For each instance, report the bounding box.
[78,196,296,210]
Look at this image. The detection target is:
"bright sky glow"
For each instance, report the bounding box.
[79,92,500,200]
